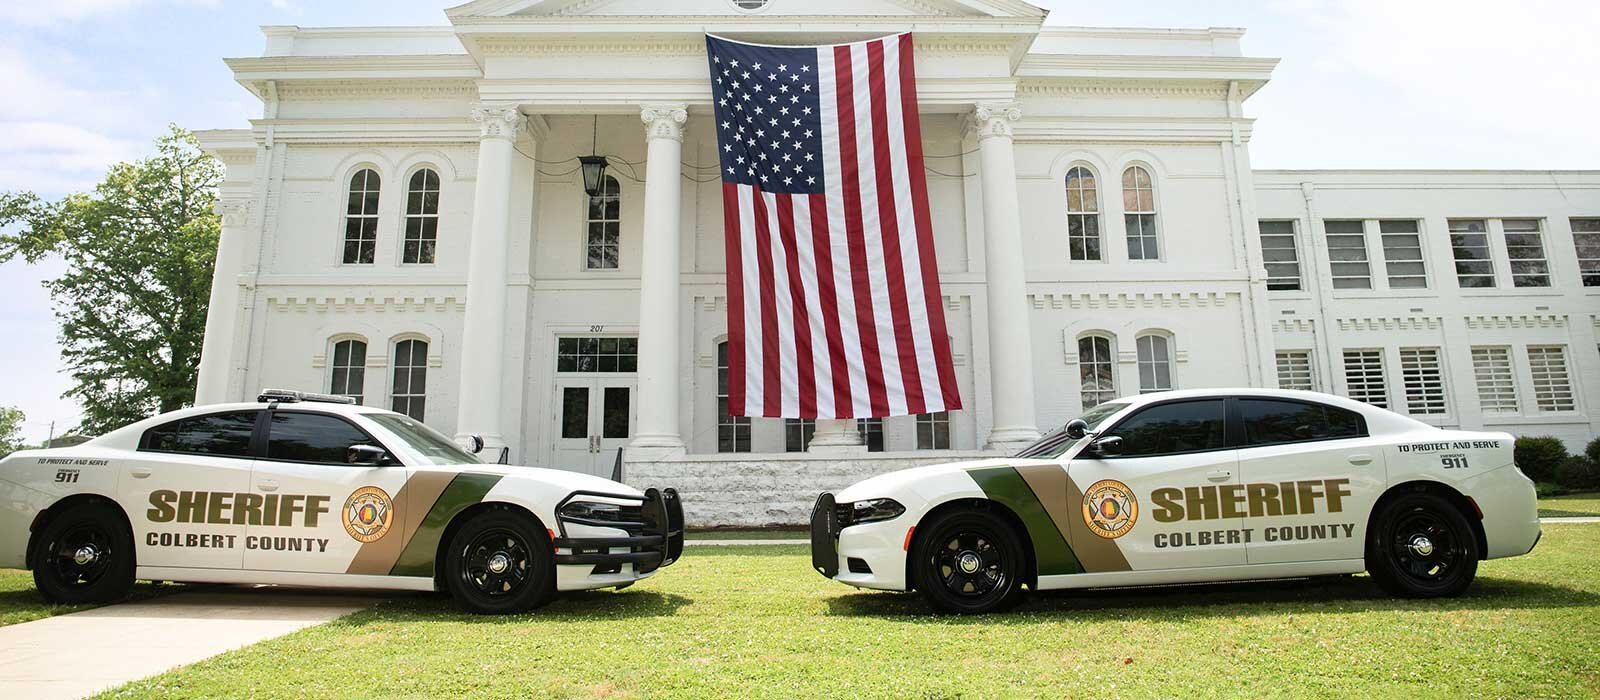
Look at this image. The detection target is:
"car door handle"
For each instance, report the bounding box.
[258,480,280,492]
[130,468,152,479]
[1348,454,1374,466]
[1206,469,1233,482]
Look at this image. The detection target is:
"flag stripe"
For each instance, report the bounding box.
[736,185,765,415]
[750,189,782,417]
[897,32,960,409]
[773,194,816,418]
[808,192,850,418]
[833,44,890,417]
[867,38,927,416]
[721,182,747,415]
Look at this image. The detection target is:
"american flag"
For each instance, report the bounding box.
[707,33,961,419]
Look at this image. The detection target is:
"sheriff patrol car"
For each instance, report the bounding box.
[810,389,1541,614]
[0,391,683,614]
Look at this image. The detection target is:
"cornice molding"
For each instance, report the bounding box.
[267,296,467,313]
[1028,291,1237,310]
[1018,81,1231,99]
[1464,314,1568,330]
[272,80,478,100]
[1336,316,1444,332]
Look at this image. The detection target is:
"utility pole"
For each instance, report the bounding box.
[46,421,55,449]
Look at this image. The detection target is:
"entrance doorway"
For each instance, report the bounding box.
[549,336,638,477]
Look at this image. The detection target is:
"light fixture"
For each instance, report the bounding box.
[580,115,608,197]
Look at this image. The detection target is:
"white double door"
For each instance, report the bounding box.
[552,377,636,478]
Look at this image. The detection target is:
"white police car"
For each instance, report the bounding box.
[811,389,1541,614]
[0,391,682,614]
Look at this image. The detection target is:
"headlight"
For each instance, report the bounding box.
[559,500,625,523]
[845,498,905,526]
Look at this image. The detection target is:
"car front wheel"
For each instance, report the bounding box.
[1366,491,1479,598]
[910,508,1026,614]
[443,508,556,614]
[32,500,136,605]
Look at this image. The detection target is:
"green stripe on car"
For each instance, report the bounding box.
[968,466,1083,576]
[389,473,504,577]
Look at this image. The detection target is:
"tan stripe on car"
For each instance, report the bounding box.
[346,471,458,575]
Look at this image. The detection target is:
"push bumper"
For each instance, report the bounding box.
[554,488,685,575]
[810,492,911,591]
[810,492,840,577]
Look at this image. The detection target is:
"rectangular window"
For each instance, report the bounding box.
[1503,219,1550,288]
[1325,220,1372,289]
[1275,350,1315,391]
[557,337,639,373]
[1379,220,1427,289]
[1399,347,1447,415]
[785,419,816,453]
[1259,221,1302,291]
[1527,346,1575,413]
[1471,346,1518,415]
[858,418,885,453]
[1448,219,1496,288]
[917,412,951,450]
[1343,349,1388,408]
[1574,218,1600,287]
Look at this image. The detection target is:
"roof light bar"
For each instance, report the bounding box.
[257,389,358,405]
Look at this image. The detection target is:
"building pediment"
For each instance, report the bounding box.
[446,0,1047,19]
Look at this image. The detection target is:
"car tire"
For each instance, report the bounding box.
[1365,490,1479,598]
[910,508,1026,614]
[31,500,137,605]
[443,508,555,614]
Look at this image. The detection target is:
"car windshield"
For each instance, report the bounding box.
[1013,402,1128,459]
[367,414,482,466]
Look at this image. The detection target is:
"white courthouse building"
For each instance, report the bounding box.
[194,0,1600,525]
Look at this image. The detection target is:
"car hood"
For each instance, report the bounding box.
[446,464,645,498]
[836,457,1060,502]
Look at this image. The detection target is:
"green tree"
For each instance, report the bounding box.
[0,406,23,458]
[0,126,221,435]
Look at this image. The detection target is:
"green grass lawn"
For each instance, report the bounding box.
[104,525,1600,698]
[687,528,806,540]
[1540,492,1600,518]
[0,569,180,627]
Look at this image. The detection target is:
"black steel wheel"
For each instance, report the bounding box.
[911,508,1025,614]
[31,500,136,605]
[443,508,554,614]
[1366,491,1478,598]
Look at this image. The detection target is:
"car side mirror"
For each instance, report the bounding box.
[347,444,391,466]
[1064,419,1091,441]
[1085,435,1123,458]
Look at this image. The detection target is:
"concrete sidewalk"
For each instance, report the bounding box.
[0,588,375,700]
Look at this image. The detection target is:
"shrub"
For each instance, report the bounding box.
[1535,481,1569,499]
[1587,437,1600,468]
[1556,457,1600,492]
[1514,436,1569,483]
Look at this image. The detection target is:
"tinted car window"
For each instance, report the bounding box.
[1240,399,1367,447]
[1105,400,1226,457]
[140,411,258,458]
[267,413,375,465]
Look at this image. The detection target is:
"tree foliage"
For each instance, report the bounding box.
[0,406,23,458]
[0,126,222,435]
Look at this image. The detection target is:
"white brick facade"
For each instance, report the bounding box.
[193,1,1599,526]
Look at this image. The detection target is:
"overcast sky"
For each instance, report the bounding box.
[1,0,1596,442]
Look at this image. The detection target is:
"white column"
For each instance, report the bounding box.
[630,104,689,456]
[195,199,252,405]
[972,103,1042,450]
[454,105,526,450]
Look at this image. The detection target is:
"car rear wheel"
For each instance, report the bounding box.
[31,501,136,605]
[443,508,555,614]
[910,508,1026,614]
[1366,491,1479,598]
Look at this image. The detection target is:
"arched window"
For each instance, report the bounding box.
[329,339,367,404]
[1123,166,1159,260]
[1136,334,1173,393]
[586,175,621,270]
[403,169,440,265]
[391,339,428,421]
[1065,166,1101,261]
[342,169,381,265]
[1078,334,1116,409]
[716,341,751,453]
